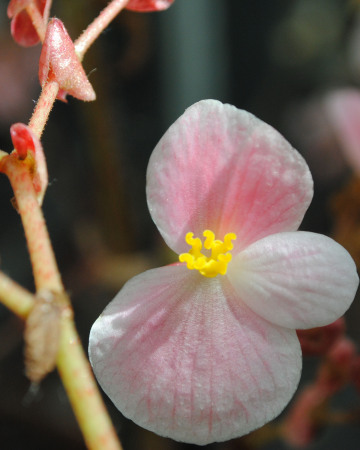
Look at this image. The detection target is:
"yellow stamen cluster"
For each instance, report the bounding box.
[179,230,237,278]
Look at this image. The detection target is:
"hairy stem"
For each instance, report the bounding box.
[2,157,123,449]
[4,158,63,293]
[0,3,132,448]
[28,80,59,139]
[26,2,47,42]
[74,0,129,60]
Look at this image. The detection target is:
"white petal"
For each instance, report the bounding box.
[227,232,358,329]
[146,100,313,254]
[89,264,301,444]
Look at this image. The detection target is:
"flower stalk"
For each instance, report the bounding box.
[75,0,129,60]
[28,79,59,138]
[1,154,122,449]
[57,316,123,450]
[25,1,47,42]
[0,271,34,319]
[3,157,62,292]
[1,0,176,448]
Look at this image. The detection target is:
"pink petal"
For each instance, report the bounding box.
[89,264,301,444]
[10,123,48,204]
[227,231,358,330]
[39,18,96,102]
[10,122,35,159]
[10,9,40,47]
[8,0,50,47]
[147,100,313,255]
[126,0,174,11]
[324,89,360,174]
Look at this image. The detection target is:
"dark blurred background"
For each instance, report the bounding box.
[0,0,360,448]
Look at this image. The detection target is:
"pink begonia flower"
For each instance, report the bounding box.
[39,18,96,102]
[7,0,51,47]
[126,0,174,12]
[325,88,360,174]
[10,123,48,205]
[89,100,358,444]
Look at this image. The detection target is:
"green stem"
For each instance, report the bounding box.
[57,317,123,450]
[0,2,133,447]
[0,271,34,319]
[2,157,122,450]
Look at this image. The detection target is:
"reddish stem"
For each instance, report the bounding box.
[3,157,63,292]
[25,2,47,42]
[1,156,123,449]
[74,0,129,60]
[28,80,59,139]
[1,3,132,448]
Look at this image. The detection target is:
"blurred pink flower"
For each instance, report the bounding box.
[89,100,358,444]
[39,18,96,102]
[126,0,174,12]
[325,88,360,174]
[283,98,348,186]
[0,34,40,124]
[7,0,51,47]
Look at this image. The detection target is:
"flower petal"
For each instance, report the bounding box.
[147,100,313,255]
[324,88,360,174]
[10,9,40,47]
[89,264,301,444]
[126,0,174,11]
[8,0,51,47]
[227,231,358,329]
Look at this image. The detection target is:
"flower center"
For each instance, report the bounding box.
[179,230,237,278]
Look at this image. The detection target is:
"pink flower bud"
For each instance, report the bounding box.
[10,121,34,159]
[126,0,174,12]
[325,89,360,174]
[7,0,51,47]
[10,123,48,204]
[39,18,96,102]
